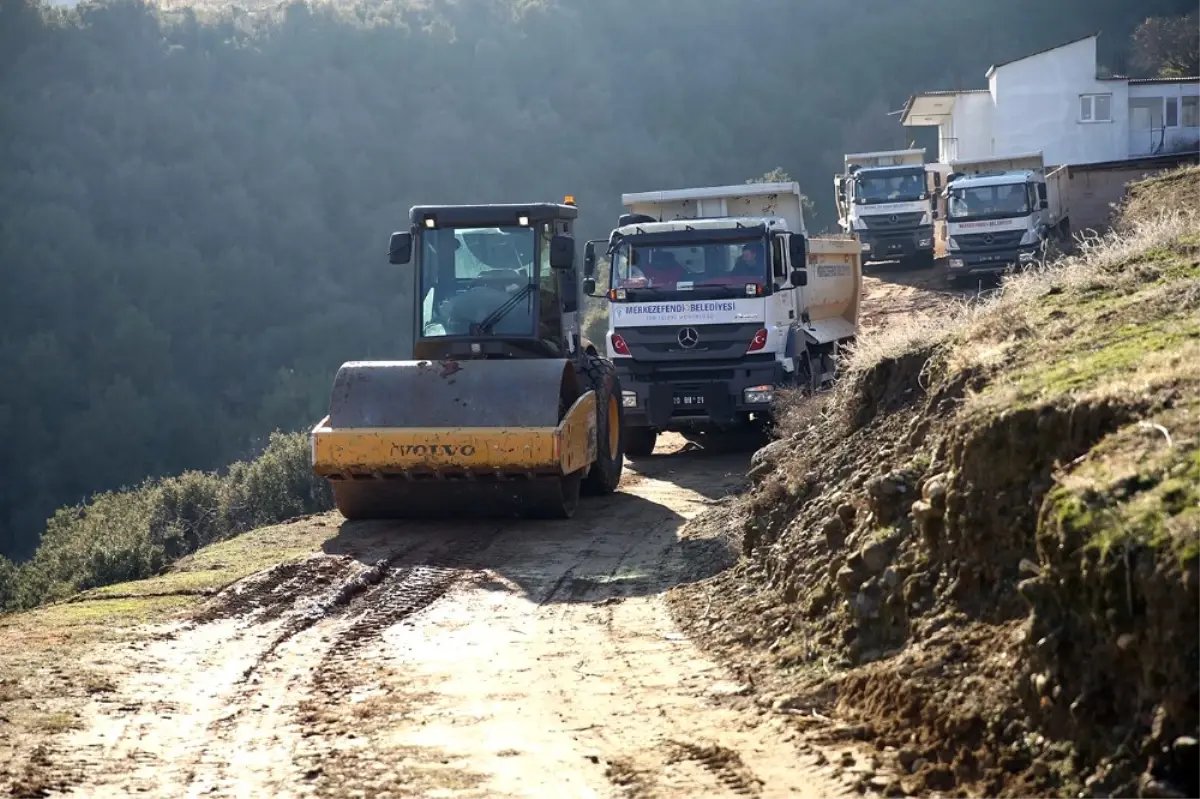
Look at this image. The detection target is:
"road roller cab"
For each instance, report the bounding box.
[310,200,626,520]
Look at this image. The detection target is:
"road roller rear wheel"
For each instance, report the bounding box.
[580,355,625,496]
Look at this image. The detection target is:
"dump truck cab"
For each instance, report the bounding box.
[585,183,862,456]
[942,152,1071,285]
[310,200,625,521]
[834,149,950,270]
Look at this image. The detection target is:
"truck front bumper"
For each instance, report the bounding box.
[858,227,934,262]
[615,360,783,430]
[947,245,1039,275]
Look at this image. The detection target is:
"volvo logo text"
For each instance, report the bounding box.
[677,327,700,349]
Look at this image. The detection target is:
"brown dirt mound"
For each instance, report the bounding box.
[670,166,1200,798]
[1120,165,1200,229]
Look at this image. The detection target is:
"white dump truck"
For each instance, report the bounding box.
[834,149,951,269]
[942,151,1071,285]
[581,182,861,456]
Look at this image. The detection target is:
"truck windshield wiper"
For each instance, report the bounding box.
[474,283,536,334]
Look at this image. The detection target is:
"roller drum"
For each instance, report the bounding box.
[317,358,588,520]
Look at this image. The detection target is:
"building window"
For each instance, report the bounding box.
[1079,93,1112,123]
[1184,96,1199,128]
[1166,97,1179,127]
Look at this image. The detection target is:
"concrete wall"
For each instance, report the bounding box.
[1063,157,1196,233]
[948,92,995,161]
[990,37,1129,166]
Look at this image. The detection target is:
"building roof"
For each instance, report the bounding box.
[984,32,1098,77]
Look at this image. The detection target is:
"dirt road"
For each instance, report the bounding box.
[5,440,859,799]
[0,266,966,799]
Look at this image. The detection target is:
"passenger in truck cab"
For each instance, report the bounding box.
[731,243,765,277]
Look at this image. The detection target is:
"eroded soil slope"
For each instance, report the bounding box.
[670,167,1200,798]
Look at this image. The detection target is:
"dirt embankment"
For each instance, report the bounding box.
[671,166,1200,798]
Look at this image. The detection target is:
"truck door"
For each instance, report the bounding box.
[769,235,796,332]
[780,233,808,321]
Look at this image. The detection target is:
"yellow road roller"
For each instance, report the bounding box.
[310,199,625,519]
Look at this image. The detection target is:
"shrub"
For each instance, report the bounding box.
[3,430,332,612]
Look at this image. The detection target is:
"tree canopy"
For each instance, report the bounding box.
[0,0,1194,559]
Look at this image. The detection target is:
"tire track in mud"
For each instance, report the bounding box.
[190,526,504,798]
[666,741,763,797]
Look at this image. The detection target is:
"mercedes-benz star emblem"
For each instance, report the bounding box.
[983,233,995,244]
[678,327,700,349]
[889,214,898,223]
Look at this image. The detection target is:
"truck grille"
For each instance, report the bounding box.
[956,230,1025,248]
[619,323,763,362]
[860,212,925,229]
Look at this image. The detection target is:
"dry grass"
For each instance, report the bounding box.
[833,185,1199,409]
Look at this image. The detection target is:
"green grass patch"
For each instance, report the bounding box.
[1015,318,1197,399]
[85,516,338,599]
[1046,404,1200,566]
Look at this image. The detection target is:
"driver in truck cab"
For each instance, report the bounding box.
[619,248,685,288]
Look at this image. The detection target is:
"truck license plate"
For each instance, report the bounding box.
[673,394,705,407]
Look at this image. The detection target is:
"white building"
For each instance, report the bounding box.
[901,34,1200,166]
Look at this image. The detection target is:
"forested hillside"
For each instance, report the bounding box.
[0,0,1193,560]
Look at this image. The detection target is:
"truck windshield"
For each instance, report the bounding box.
[610,239,768,296]
[854,171,926,204]
[947,183,1032,221]
[419,225,541,337]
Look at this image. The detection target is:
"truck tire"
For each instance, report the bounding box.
[623,426,658,458]
[579,355,624,496]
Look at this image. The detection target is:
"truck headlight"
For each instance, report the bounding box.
[918,236,932,248]
[1019,251,1036,264]
[743,385,774,404]
[622,390,637,408]
[860,242,871,252]
[949,258,965,269]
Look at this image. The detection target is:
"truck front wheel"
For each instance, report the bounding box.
[623,426,658,458]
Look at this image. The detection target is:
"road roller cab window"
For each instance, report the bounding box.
[419,225,538,338]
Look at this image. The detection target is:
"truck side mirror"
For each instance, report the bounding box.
[550,235,575,271]
[582,277,597,295]
[931,209,940,220]
[790,269,808,287]
[388,232,412,265]
[1039,199,1049,210]
[584,240,597,277]
[788,235,808,267]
